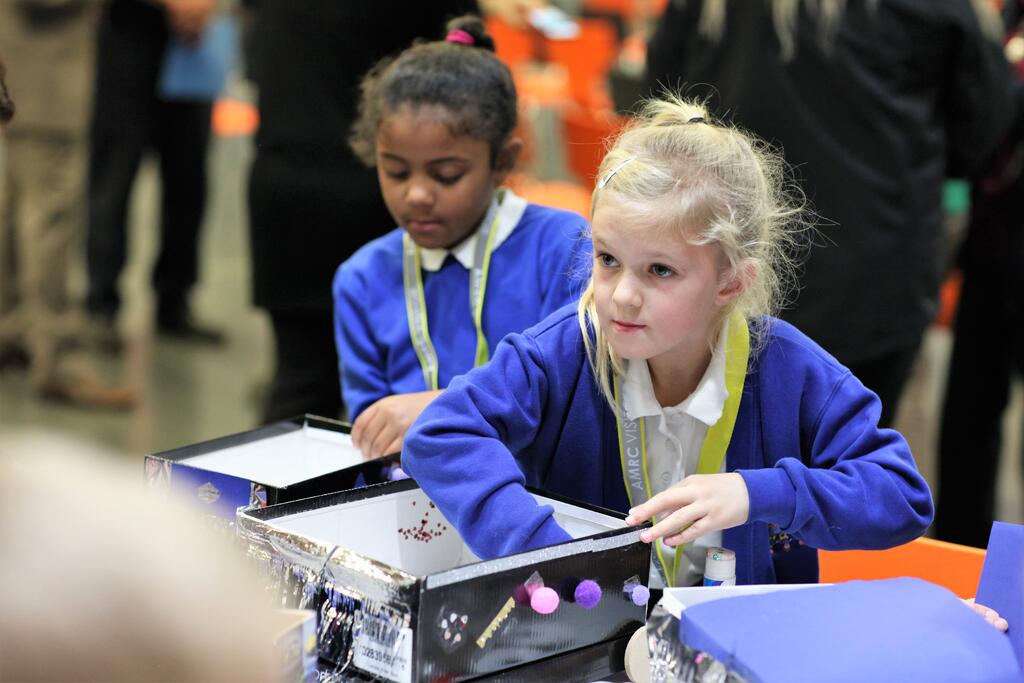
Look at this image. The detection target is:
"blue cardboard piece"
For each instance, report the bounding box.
[158,16,237,102]
[170,463,253,519]
[678,578,1020,683]
[976,521,1024,670]
[144,416,398,521]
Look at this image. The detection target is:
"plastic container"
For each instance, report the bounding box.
[702,547,736,586]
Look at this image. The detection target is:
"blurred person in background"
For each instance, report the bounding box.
[478,0,547,26]
[0,3,136,409]
[646,0,1016,426]
[0,431,279,681]
[0,60,11,125]
[85,0,225,350]
[245,0,476,424]
[936,0,1024,548]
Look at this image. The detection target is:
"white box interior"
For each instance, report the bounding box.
[269,487,627,577]
[660,583,827,618]
[179,425,364,488]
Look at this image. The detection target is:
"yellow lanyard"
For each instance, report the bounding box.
[402,199,500,391]
[614,310,750,586]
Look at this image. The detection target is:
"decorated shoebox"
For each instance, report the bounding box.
[144,415,399,520]
[237,479,651,682]
[648,579,1020,683]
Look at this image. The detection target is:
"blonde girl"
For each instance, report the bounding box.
[402,96,932,586]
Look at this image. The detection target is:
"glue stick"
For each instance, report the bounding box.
[702,547,736,586]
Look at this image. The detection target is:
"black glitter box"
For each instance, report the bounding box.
[237,479,650,682]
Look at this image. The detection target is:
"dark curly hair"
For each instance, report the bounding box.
[350,15,517,168]
[0,59,14,125]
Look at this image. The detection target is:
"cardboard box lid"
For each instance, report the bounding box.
[678,577,1020,683]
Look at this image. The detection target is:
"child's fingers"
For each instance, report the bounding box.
[664,516,712,546]
[964,599,1009,632]
[352,408,380,451]
[639,503,706,544]
[663,533,684,546]
[351,409,370,449]
[626,486,696,526]
[366,422,399,459]
[979,606,1008,631]
[384,435,404,458]
[354,406,388,459]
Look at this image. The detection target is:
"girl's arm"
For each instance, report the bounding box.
[402,330,572,559]
[333,263,390,421]
[740,373,934,550]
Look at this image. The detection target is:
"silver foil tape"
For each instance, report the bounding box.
[237,503,419,602]
[647,604,750,683]
[236,505,414,675]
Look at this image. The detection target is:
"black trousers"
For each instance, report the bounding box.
[935,187,1024,549]
[262,309,344,425]
[85,0,212,318]
[844,338,925,430]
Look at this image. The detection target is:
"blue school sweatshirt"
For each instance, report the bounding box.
[402,306,934,585]
[334,204,589,419]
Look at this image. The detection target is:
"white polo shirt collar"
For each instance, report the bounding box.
[418,189,528,272]
[621,317,730,424]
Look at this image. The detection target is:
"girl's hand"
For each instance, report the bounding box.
[351,390,443,460]
[964,598,1009,632]
[625,473,750,546]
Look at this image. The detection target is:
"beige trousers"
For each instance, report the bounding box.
[0,132,88,388]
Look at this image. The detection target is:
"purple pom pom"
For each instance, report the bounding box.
[530,587,560,615]
[631,585,650,606]
[574,580,602,609]
[389,466,410,481]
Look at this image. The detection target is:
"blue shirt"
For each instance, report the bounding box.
[334,203,590,419]
[402,306,934,585]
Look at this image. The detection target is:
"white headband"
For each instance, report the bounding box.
[597,155,636,190]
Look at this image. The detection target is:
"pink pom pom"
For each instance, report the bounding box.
[530,586,560,615]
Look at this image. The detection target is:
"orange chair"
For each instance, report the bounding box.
[487,17,570,109]
[584,0,638,22]
[583,0,670,24]
[486,16,538,69]
[819,537,986,599]
[543,19,618,108]
[561,106,628,189]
